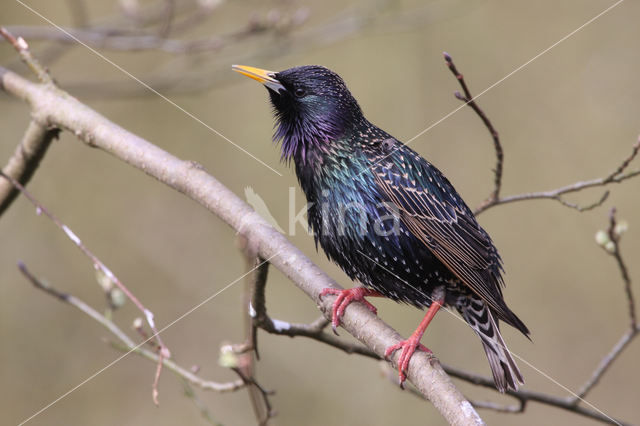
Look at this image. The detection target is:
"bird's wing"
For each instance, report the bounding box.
[369,145,508,316]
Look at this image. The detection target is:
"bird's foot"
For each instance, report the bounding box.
[319,287,380,335]
[384,298,443,387]
[385,338,433,388]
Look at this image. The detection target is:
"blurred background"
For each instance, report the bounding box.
[1,0,639,424]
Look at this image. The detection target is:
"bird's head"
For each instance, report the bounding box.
[232,64,364,162]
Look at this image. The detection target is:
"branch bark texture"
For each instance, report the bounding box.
[0,120,58,215]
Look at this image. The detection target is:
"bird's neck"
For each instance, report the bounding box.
[276,111,366,163]
[291,129,369,207]
[290,134,344,194]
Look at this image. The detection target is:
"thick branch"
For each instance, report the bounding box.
[0,67,482,426]
[0,120,58,216]
[237,243,275,425]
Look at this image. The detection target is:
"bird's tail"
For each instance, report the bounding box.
[457,296,524,392]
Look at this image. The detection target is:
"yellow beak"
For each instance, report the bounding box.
[232,65,286,93]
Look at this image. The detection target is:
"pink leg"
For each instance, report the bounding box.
[384,298,444,387]
[320,287,382,334]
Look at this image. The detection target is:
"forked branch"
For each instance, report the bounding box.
[444,52,503,206]
[442,53,640,216]
[0,62,483,425]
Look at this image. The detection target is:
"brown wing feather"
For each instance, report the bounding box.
[371,155,514,323]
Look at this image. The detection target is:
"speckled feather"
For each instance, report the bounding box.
[263,65,528,391]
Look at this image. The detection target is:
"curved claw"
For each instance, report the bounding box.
[319,287,380,335]
[384,298,443,387]
[385,340,432,387]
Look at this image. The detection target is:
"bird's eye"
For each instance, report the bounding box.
[294,87,306,98]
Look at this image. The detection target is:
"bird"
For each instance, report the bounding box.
[232,64,530,392]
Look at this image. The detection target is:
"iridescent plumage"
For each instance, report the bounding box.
[234,64,529,392]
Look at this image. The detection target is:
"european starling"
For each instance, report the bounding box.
[232,64,530,392]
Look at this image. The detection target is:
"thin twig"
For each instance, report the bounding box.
[606,140,640,181]
[182,380,223,426]
[606,208,636,327]
[1,171,171,403]
[0,27,53,84]
[257,313,380,359]
[157,0,176,37]
[1,171,167,348]
[2,0,213,71]
[244,246,271,360]
[2,27,171,359]
[65,0,89,28]
[1,12,304,54]
[469,399,525,414]
[445,47,640,218]
[18,261,244,393]
[132,313,166,405]
[574,327,637,402]
[249,268,379,360]
[475,137,640,215]
[166,0,223,35]
[230,366,275,426]
[444,52,504,207]
[13,1,434,99]
[237,236,276,425]
[574,208,639,401]
[554,190,609,212]
[242,236,379,360]
[152,353,163,405]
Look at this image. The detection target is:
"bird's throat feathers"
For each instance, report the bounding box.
[271,102,354,165]
[268,89,363,165]
[272,111,331,165]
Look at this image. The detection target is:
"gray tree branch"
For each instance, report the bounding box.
[0,66,483,426]
[0,120,58,215]
[4,28,637,425]
[248,262,631,425]
[237,240,276,425]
